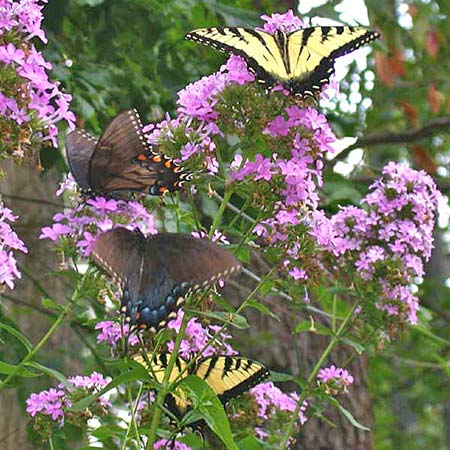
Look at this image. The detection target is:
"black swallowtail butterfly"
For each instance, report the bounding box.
[92,228,241,331]
[66,109,191,196]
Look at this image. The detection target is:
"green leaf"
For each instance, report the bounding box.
[0,361,38,377]
[26,362,70,386]
[41,297,64,312]
[268,370,294,382]
[294,319,331,335]
[238,435,265,450]
[245,299,280,321]
[181,375,239,450]
[331,398,371,431]
[74,0,105,6]
[341,337,365,354]
[194,311,249,329]
[0,322,32,352]
[259,278,274,296]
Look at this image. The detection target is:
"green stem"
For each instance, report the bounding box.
[122,384,143,450]
[145,314,189,448]
[0,268,92,390]
[209,189,233,237]
[279,301,359,449]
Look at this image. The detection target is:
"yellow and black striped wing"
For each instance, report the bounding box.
[186,26,380,98]
[286,26,380,95]
[194,355,269,402]
[133,352,190,417]
[186,27,287,84]
[133,352,186,384]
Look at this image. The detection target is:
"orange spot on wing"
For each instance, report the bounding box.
[137,154,147,161]
[152,155,162,163]
[164,160,172,169]
[159,187,169,194]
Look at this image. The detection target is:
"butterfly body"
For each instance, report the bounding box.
[186,26,380,98]
[134,353,269,422]
[92,228,241,331]
[66,110,191,196]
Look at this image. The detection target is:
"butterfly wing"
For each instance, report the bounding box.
[89,110,188,195]
[186,27,286,87]
[194,356,269,403]
[91,227,144,290]
[286,26,380,97]
[91,229,241,332]
[133,352,190,418]
[135,233,242,331]
[186,26,380,97]
[65,129,97,190]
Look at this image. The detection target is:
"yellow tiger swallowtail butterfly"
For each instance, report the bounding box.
[185,26,380,99]
[133,352,269,422]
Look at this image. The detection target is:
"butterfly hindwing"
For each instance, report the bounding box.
[186,26,380,97]
[91,227,144,286]
[194,355,270,403]
[92,229,241,331]
[134,353,269,422]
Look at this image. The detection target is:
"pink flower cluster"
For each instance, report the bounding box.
[314,162,440,325]
[95,320,139,347]
[167,311,237,359]
[26,371,110,424]
[154,439,192,450]
[250,381,308,431]
[0,203,28,289]
[0,0,75,152]
[39,178,156,256]
[317,365,354,394]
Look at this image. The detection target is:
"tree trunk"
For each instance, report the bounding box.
[0,161,80,449]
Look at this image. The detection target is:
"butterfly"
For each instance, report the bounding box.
[66,109,191,196]
[186,26,380,99]
[133,352,269,424]
[91,228,241,332]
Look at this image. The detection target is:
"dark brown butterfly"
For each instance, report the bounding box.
[91,228,241,332]
[66,109,191,196]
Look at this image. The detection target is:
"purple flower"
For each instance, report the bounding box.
[154,439,192,450]
[167,311,236,358]
[39,223,72,241]
[260,9,304,34]
[0,203,28,289]
[86,197,118,213]
[317,365,354,394]
[25,388,68,423]
[0,43,25,64]
[250,382,308,424]
[224,55,254,85]
[95,320,139,347]
[316,162,440,327]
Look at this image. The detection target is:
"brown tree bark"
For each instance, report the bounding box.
[0,161,80,449]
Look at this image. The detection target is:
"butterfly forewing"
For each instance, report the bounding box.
[65,130,97,190]
[89,110,159,193]
[288,26,380,79]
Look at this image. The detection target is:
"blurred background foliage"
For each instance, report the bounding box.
[10,0,450,448]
